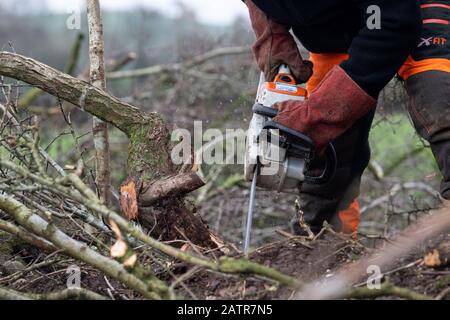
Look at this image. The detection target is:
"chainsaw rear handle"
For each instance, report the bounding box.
[253,104,314,153]
[253,103,337,185]
[304,142,337,185]
[253,104,279,118]
[262,120,315,158]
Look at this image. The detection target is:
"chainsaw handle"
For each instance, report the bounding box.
[253,104,278,118]
[304,143,337,185]
[262,120,315,153]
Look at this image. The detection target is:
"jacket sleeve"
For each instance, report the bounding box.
[341,0,422,97]
[244,0,313,82]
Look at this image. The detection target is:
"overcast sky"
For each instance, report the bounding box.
[46,0,248,25]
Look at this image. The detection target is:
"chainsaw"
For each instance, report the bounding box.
[243,65,337,256]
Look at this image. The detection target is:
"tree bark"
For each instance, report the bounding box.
[139,172,205,207]
[87,0,111,207]
[0,51,215,248]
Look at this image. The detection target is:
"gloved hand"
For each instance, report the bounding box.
[273,65,376,152]
[245,0,313,83]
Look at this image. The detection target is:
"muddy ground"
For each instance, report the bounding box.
[1,220,448,300]
[1,175,449,300]
[180,232,449,300]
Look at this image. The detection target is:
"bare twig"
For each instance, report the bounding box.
[361,182,440,214]
[107,46,250,80]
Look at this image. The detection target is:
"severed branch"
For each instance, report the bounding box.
[139,172,205,207]
[107,46,251,80]
[120,172,205,220]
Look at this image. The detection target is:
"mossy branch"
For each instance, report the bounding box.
[344,282,431,300]
[0,286,108,300]
[0,219,57,252]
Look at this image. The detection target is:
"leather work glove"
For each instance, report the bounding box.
[245,0,313,83]
[273,65,377,152]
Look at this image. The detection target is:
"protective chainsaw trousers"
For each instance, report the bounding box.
[405,70,450,199]
[403,1,450,199]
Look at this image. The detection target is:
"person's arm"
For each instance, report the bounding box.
[244,0,312,82]
[341,0,422,97]
[272,0,422,152]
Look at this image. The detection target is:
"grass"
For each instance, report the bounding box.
[369,113,439,181]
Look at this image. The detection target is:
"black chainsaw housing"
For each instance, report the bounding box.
[253,103,337,185]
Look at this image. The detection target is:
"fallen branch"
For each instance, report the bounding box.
[0,286,108,300]
[107,46,250,80]
[0,194,169,300]
[344,282,431,300]
[0,158,303,290]
[0,219,57,252]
